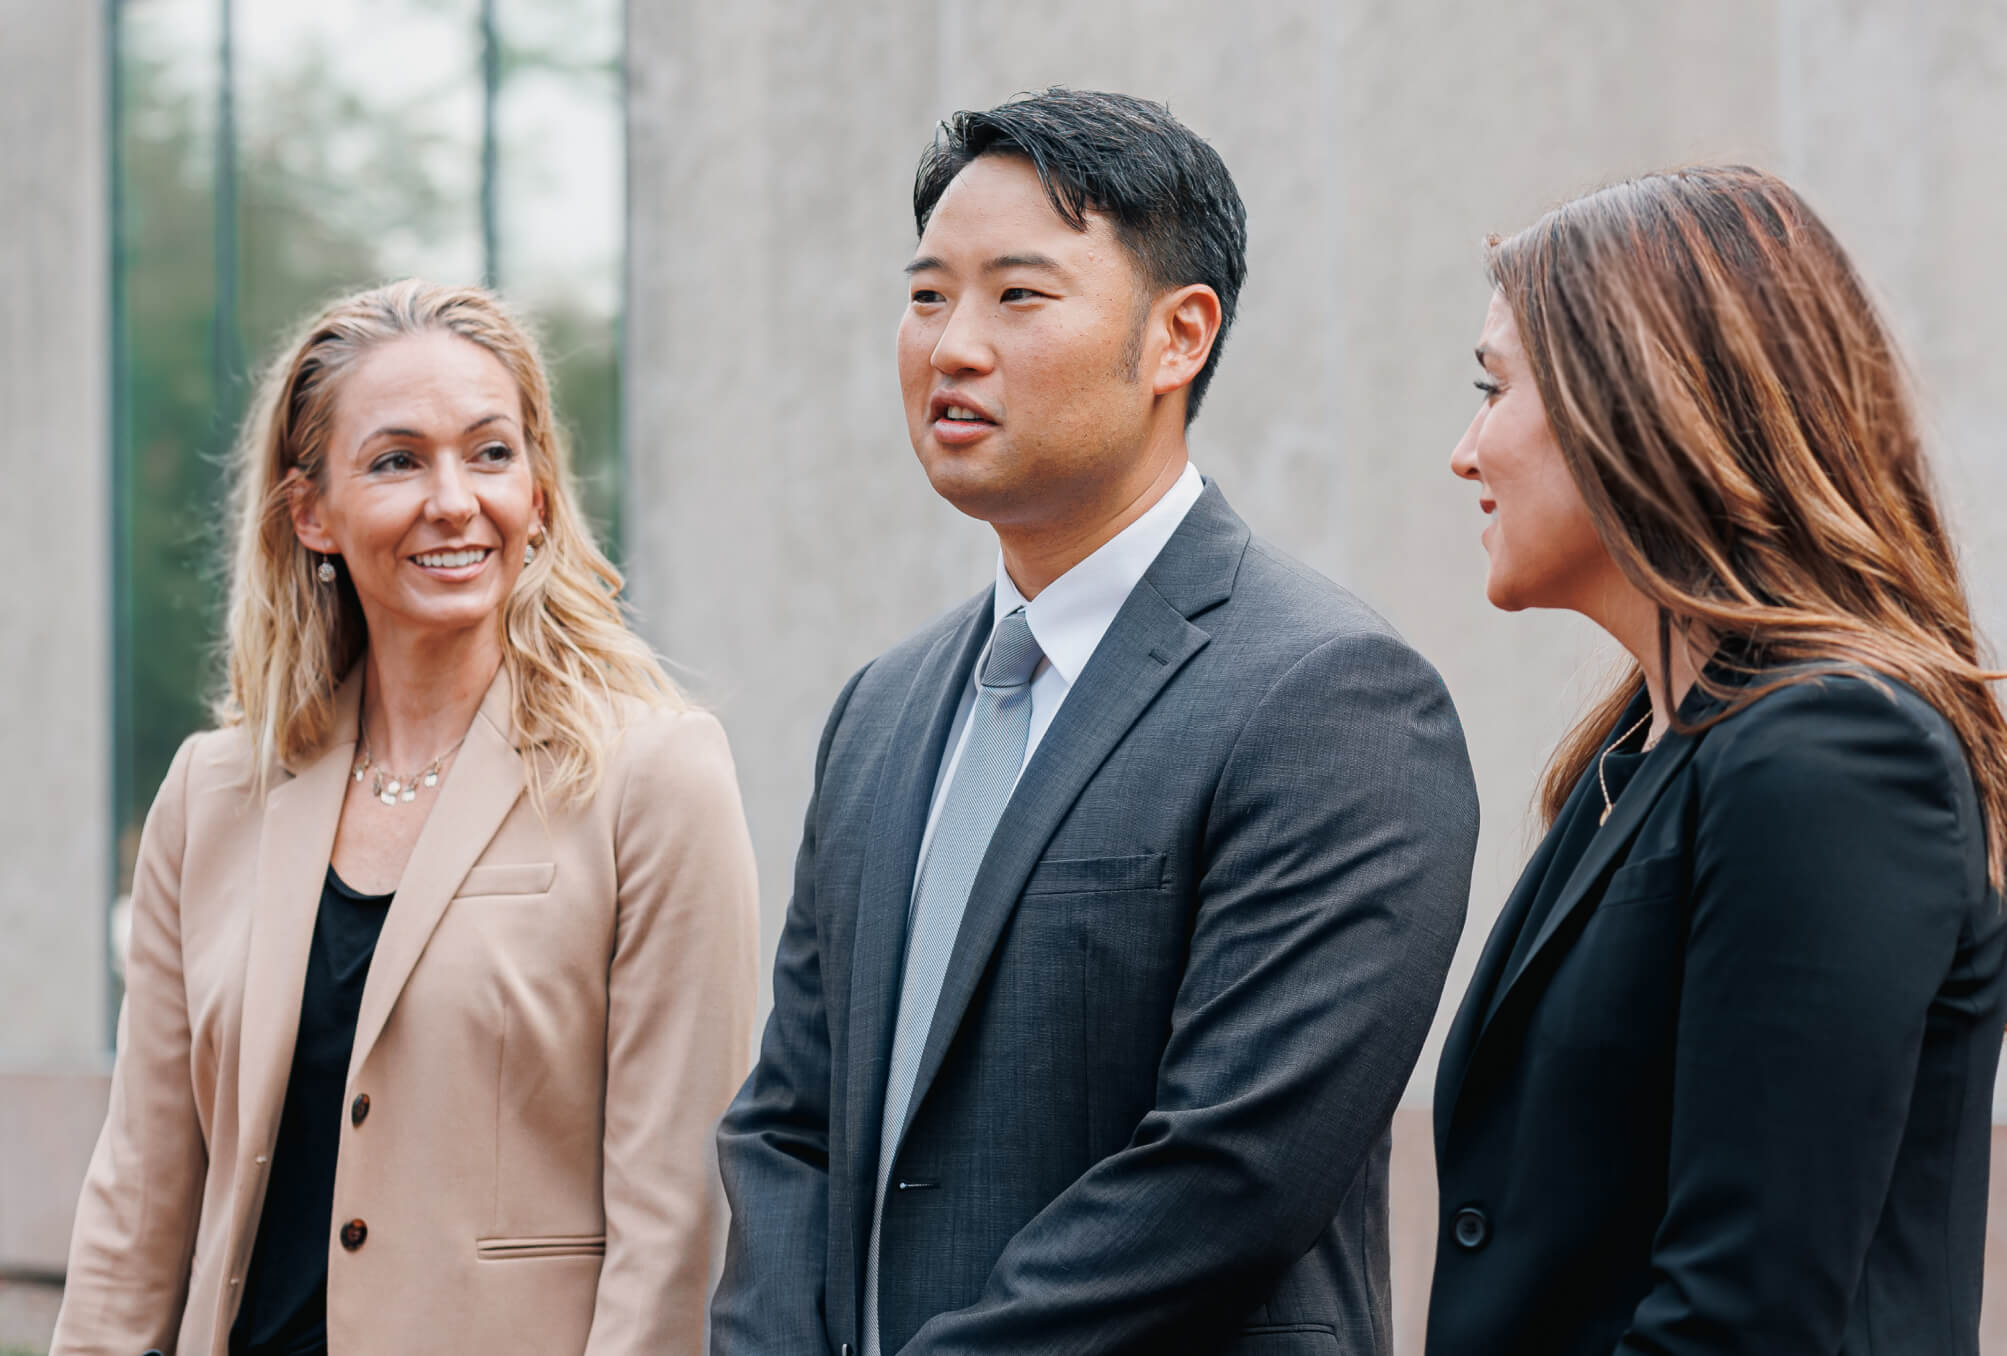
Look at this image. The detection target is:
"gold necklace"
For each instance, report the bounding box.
[1597,711,1656,826]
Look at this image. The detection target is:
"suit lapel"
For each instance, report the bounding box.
[895,486,1246,1157]
[841,595,991,1275]
[347,667,525,1081]
[230,675,362,1255]
[1480,730,1699,1037]
[1432,819,1569,1150]
[1437,709,1702,1142]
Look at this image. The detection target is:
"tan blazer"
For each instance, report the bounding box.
[51,671,760,1355]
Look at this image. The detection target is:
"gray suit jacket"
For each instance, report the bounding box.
[713,484,1478,1356]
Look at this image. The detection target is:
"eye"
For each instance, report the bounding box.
[1000,286,1043,303]
[370,449,418,473]
[1473,378,1503,400]
[474,441,515,465]
[910,288,945,306]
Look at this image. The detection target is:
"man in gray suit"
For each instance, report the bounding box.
[712,89,1478,1356]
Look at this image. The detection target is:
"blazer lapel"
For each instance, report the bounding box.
[346,667,525,1082]
[895,486,1246,1157]
[1478,729,1701,1042]
[1432,819,1570,1150]
[230,676,362,1259]
[840,594,991,1276]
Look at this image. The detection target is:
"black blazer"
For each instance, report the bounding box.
[1428,667,2007,1355]
[712,485,1480,1356]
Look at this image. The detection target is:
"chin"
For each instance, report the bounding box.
[916,452,1024,525]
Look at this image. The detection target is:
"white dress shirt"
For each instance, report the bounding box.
[914,462,1206,873]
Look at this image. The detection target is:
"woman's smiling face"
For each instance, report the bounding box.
[291,329,544,644]
[1449,291,1613,614]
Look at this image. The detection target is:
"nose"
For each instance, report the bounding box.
[426,456,479,524]
[1450,406,1483,482]
[929,299,993,377]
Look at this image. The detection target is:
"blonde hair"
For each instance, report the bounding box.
[1490,167,2007,890]
[218,279,682,805]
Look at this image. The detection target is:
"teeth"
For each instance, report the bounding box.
[944,406,984,421]
[414,548,488,568]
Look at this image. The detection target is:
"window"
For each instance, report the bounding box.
[110,0,623,923]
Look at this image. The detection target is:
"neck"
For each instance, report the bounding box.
[995,444,1187,600]
[1585,575,1710,745]
[358,617,503,769]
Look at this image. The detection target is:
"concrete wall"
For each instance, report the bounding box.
[624,2,2007,1349]
[0,0,110,1276]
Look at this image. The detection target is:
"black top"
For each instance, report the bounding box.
[231,867,393,1356]
[1429,671,2007,1356]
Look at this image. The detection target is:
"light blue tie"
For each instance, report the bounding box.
[863,607,1043,1356]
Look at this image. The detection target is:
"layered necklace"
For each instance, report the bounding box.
[352,722,466,807]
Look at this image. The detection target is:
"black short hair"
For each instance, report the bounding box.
[913,88,1248,423]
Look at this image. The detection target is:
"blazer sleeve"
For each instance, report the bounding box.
[907,628,1480,1354]
[51,734,207,1356]
[711,665,867,1355]
[583,709,761,1356]
[1618,676,1982,1354]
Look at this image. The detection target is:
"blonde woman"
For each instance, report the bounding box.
[52,280,760,1356]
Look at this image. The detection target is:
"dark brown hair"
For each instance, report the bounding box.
[1489,166,2007,889]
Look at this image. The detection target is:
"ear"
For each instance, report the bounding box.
[1149,284,1224,400]
[287,468,338,554]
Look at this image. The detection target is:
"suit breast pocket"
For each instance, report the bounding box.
[454,862,557,899]
[1549,851,1690,1050]
[1021,852,1167,896]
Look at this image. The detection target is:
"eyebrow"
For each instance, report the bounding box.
[903,252,1067,277]
[359,412,515,450]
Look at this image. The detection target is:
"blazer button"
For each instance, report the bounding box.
[351,1092,370,1126]
[339,1218,368,1251]
[1451,1205,1490,1251]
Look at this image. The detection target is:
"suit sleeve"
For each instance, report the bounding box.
[1617,678,1980,1354]
[584,709,762,1356]
[711,666,868,1355]
[51,735,206,1356]
[908,628,1480,1354]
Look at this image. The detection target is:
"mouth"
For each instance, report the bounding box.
[928,392,999,445]
[409,546,494,578]
[1478,496,1497,517]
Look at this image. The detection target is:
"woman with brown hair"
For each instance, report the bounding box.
[51,280,759,1355]
[1430,166,2007,1354]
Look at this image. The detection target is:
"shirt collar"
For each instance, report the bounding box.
[991,461,1206,686]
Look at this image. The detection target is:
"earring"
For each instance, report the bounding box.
[317,557,337,584]
[525,522,543,566]
[524,544,537,565]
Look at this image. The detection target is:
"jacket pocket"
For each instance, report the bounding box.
[1227,1323,1341,1354]
[1021,852,1166,896]
[1597,849,1686,913]
[475,1233,606,1260]
[455,862,558,898]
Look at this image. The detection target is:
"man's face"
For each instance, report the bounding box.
[898,154,1158,529]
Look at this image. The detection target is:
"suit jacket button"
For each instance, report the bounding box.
[351,1092,370,1126]
[1452,1205,1490,1251]
[340,1218,368,1251]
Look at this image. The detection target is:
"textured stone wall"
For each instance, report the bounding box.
[0,0,110,1276]
[0,3,109,1063]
